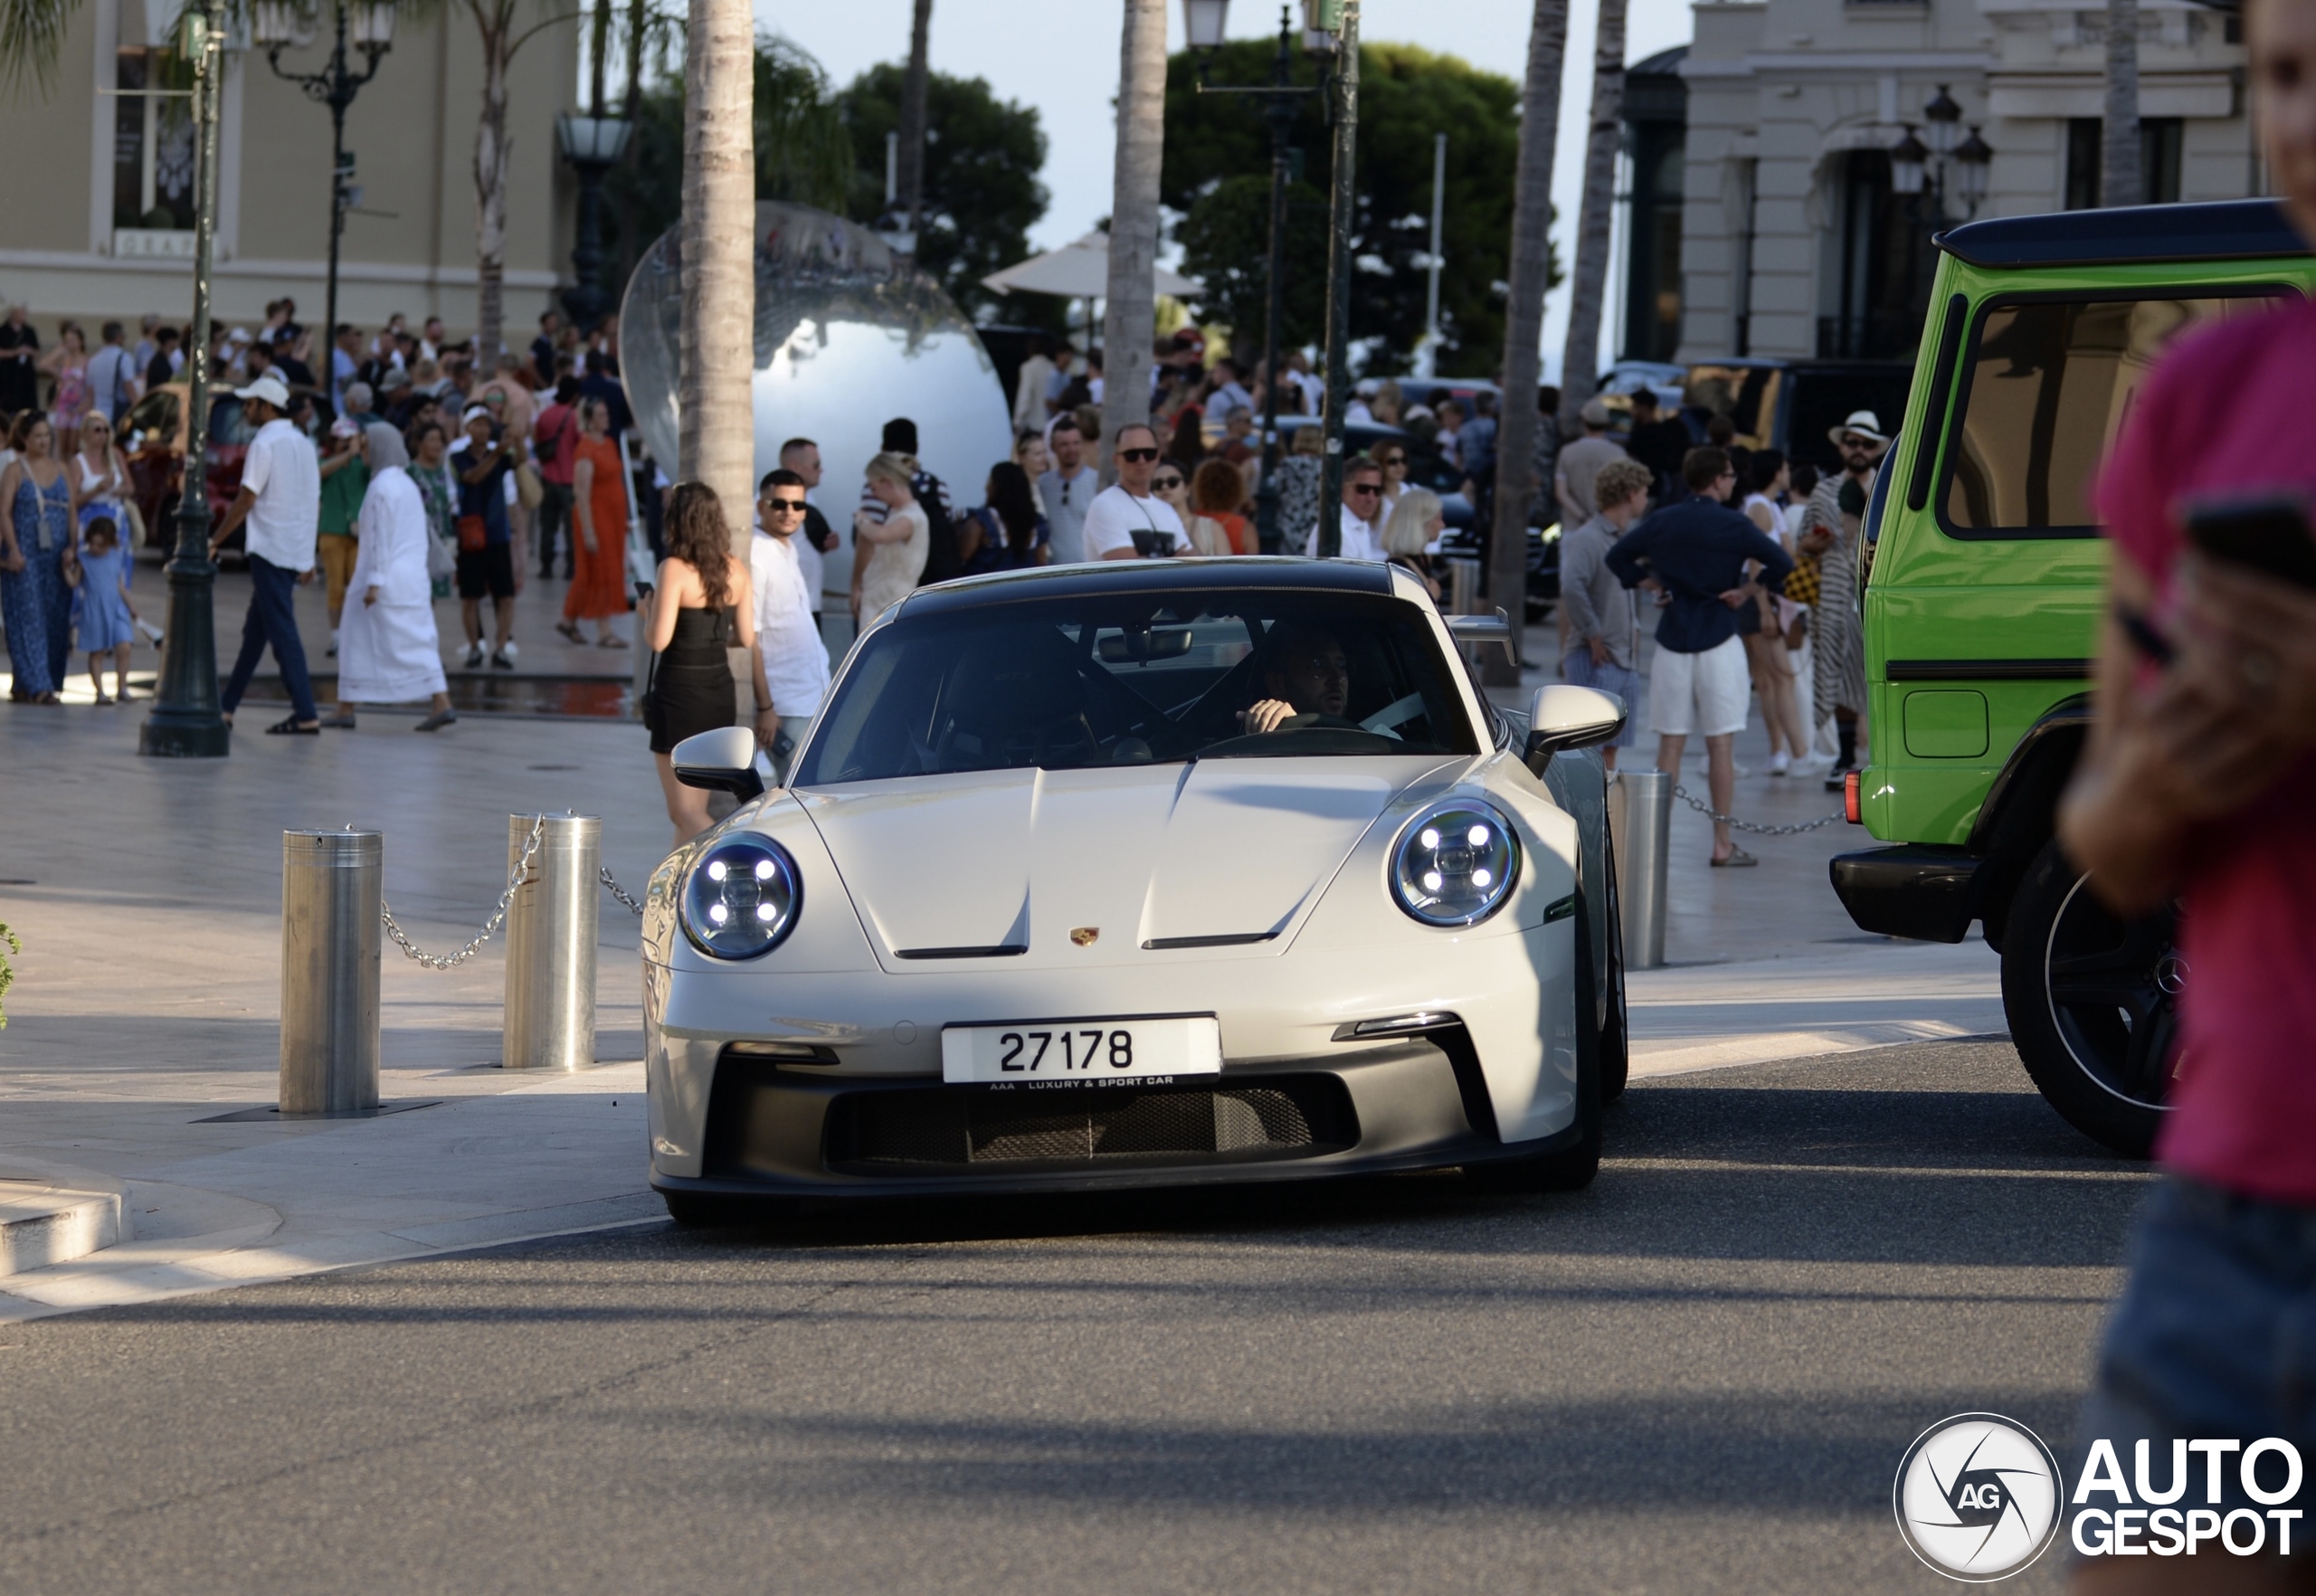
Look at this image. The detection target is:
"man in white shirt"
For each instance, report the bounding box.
[1011,336,1057,433]
[1309,457,1386,561]
[1083,423,1186,560]
[211,374,324,734]
[777,437,833,631]
[749,468,831,784]
[1037,416,1098,564]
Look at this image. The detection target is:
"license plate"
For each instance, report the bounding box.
[941,1016,1222,1088]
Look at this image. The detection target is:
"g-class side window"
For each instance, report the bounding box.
[1938,290,2291,538]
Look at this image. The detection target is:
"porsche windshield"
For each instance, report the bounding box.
[796,591,1480,784]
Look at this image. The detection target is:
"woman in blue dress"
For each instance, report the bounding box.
[0,415,76,704]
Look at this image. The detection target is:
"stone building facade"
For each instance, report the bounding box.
[1669,0,2254,363]
[0,0,580,334]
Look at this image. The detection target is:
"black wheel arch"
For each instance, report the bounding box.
[1967,695,2089,953]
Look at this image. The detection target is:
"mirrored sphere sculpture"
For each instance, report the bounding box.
[620,202,1015,606]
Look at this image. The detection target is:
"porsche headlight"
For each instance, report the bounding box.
[1391,800,1520,927]
[679,837,802,959]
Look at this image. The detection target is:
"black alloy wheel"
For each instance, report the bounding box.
[1999,839,2179,1157]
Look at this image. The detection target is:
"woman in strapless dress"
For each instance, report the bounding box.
[644,481,757,847]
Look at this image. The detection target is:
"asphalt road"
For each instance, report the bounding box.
[0,1039,2150,1595]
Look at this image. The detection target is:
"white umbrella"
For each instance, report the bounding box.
[981,231,1201,300]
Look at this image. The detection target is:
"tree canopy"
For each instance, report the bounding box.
[1163,41,1547,378]
[837,63,1050,325]
[604,32,852,288]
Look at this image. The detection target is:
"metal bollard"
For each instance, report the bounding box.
[502,814,602,1070]
[1447,556,1483,616]
[1608,769,1673,970]
[280,830,383,1115]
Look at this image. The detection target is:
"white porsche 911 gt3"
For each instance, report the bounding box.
[641,558,1628,1223]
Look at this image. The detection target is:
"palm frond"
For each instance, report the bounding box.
[0,0,83,95]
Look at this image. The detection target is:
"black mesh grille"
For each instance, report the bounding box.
[827,1078,1353,1171]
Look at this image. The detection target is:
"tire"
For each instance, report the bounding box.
[1469,895,1604,1192]
[1998,839,2178,1158]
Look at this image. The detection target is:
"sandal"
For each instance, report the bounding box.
[598,634,629,649]
[555,621,584,644]
[1711,848,1758,868]
[91,692,113,705]
[265,715,320,736]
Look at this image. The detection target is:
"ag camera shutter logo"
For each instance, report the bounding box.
[1894,1413,2063,1582]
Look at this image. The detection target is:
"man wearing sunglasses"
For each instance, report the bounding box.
[1082,423,1186,560]
[747,467,831,784]
[1314,459,1387,562]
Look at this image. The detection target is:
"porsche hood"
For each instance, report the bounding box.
[793,755,1464,969]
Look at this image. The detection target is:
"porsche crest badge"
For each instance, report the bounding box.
[1070,926,1099,946]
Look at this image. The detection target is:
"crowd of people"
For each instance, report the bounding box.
[0,299,654,717]
[1549,388,1886,816]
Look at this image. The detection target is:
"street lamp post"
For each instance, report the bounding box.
[1183,3,1320,555]
[556,112,632,332]
[139,0,231,758]
[1310,0,1357,559]
[253,0,394,359]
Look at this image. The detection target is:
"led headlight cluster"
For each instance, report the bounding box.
[679,837,802,959]
[1391,800,1520,927]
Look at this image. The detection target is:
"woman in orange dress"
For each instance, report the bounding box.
[559,398,631,647]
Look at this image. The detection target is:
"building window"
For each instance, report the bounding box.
[112,46,196,234]
[2064,117,2184,208]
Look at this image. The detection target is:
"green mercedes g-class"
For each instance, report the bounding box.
[1828,198,2312,1157]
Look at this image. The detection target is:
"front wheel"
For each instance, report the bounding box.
[1998,840,2178,1158]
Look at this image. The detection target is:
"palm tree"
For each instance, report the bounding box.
[896,0,933,237]
[1557,0,1626,433]
[679,0,755,529]
[2102,0,2140,208]
[1487,0,1569,679]
[1100,0,1166,470]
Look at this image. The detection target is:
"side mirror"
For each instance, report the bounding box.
[1447,607,1517,661]
[1524,684,1626,760]
[671,726,765,801]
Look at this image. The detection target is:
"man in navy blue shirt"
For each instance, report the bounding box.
[1607,446,1795,866]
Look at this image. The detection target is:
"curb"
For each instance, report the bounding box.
[0,1176,128,1278]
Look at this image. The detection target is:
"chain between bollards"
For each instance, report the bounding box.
[599,867,645,917]
[381,816,544,968]
[1672,784,1847,837]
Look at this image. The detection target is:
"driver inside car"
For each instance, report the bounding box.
[1239,623,1352,733]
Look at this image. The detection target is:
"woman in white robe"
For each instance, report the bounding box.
[335,424,456,731]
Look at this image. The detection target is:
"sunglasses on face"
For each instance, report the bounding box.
[1840,437,1875,451]
[1118,447,1159,463]
[1152,475,1183,491]
[763,497,806,513]
[1348,482,1381,497]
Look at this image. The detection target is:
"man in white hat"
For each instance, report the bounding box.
[212,372,325,734]
[1794,409,1888,785]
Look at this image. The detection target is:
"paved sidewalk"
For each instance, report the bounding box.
[0,674,2002,1321]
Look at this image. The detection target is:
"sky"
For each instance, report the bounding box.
[755,0,1697,382]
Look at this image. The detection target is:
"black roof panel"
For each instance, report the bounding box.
[1935,199,2311,270]
[896,556,1397,617]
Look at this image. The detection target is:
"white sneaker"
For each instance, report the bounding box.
[1768,751,1791,777]
[498,639,519,662]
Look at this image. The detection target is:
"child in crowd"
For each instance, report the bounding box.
[71,515,138,703]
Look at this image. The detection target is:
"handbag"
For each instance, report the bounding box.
[1782,551,1822,607]
[426,527,456,581]
[456,514,488,554]
[515,460,544,512]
